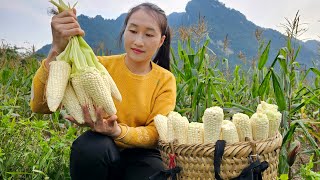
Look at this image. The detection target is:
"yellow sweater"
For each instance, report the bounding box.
[30,54,176,149]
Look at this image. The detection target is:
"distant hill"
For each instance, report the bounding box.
[37,0,319,68]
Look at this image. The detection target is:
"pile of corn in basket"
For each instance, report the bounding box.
[154,101,283,179]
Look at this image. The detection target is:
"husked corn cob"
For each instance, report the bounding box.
[71,76,96,122]
[46,60,71,112]
[220,120,239,144]
[232,113,252,141]
[187,122,204,144]
[80,69,116,116]
[264,110,282,137]
[84,47,122,102]
[256,101,278,113]
[176,116,189,144]
[202,106,224,144]
[168,111,189,144]
[250,113,269,140]
[154,114,168,142]
[177,116,189,144]
[167,112,175,142]
[102,74,122,102]
[62,83,85,124]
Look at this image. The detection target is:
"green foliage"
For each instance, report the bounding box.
[0,115,76,179]
[0,46,85,179]
[300,155,320,179]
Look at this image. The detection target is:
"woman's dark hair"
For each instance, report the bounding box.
[119,3,171,71]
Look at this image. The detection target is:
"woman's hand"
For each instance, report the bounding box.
[51,8,84,53]
[46,8,85,68]
[64,106,122,138]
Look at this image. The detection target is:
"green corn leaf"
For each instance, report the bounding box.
[282,123,297,146]
[295,120,320,156]
[258,70,271,96]
[290,93,319,114]
[206,81,213,108]
[271,69,286,111]
[258,40,271,70]
[212,88,223,106]
[191,82,204,110]
[252,72,259,98]
[293,45,301,62]
[278,55,288,74]
[310,67,320,76]
[224,102,255,115]
[197,46,206,71]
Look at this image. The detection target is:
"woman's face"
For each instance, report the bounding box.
[123,9,165,65]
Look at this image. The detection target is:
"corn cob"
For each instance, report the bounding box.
[71,76,96,122]
[80,69,116,116]
[167,111,175,142]
[220,120,239,144]
[202,106,224,144]
[62,83,85,124]
[232,113,252,141]
[264,110,282,137]
[168,111,189,144]
[154,114,168,142]
[187,122,204,144]
[256,101,278,113]
[250,113,269,140]
[78,37,122,102]
[46,60,71,112]
[102,74,122,102]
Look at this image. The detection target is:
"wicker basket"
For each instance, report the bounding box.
[158,133,282,180]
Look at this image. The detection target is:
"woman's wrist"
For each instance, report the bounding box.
[44,48,60,70]
[111,124,122,138]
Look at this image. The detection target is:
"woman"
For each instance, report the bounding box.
[30,2,176,180]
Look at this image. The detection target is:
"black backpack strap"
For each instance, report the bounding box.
[213,140,226,180]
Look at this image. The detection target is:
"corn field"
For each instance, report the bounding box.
[1,15,319,180]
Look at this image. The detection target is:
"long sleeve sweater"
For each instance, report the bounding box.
[30,54,176,149]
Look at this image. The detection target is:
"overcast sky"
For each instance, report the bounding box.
[1,0,319,51]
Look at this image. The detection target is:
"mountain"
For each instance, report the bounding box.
[37,0,319,68]
[304,40,319,54]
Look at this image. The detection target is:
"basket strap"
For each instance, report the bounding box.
[213,140,269,180]
[235,160,269,180]
[213,140,226,180]
[148,166,181,180]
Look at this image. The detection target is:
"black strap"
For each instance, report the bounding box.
[214,140,226,180]
[213,140,269,180]
[149,166,181,180]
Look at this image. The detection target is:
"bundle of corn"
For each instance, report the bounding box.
[46,0,121,124]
